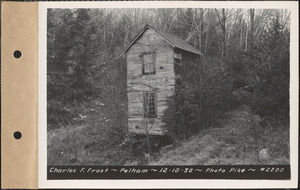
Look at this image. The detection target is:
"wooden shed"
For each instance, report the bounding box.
[124,24,201,136]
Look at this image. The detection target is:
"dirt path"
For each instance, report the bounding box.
[150,105,273,165]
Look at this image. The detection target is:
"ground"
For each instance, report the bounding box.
[150,105,289,165]
[48,101,289,166]
[47,98,130,165]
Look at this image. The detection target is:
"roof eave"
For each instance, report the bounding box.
[123,25,176,53]
[123,26,148,53]
[124,25,203,56]
[175,47,202,56]
[147,26,176,49]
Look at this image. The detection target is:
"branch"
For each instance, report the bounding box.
[214,8,225,29]
[225,9,235,19]
[214,8,223,25]
[92,52,124,69]
[281,12,291,30]
[93,52,124,78]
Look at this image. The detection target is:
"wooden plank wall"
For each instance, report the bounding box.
[126,29,175,135]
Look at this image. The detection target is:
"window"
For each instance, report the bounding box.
[143,92,156,118]
[142,52,155,75]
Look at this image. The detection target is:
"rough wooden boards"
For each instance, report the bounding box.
[128,91,174,116]
[1,2,38,189]
[126,29,175,136]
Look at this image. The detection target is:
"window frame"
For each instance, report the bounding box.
[143,91,157,119]
[142,51,156,75]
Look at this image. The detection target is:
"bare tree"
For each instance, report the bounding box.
[215,8,227,63]
[156,9,177,32]
[249,9,255,51]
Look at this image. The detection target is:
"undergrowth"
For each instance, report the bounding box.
[150,105,289,165]
[48,96,289,166]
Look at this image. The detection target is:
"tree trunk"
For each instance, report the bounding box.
[240,27,243,48]
[245,22,248,52]
[145,122,151,155]
[249,9,255,51]
[204,10,210,55]
[221,8,226,62]
[199,9,204,53]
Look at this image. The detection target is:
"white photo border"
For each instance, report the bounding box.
[39,1,299,188]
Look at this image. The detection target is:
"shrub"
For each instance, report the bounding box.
[174,56,240,140]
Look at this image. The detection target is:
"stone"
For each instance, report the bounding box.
[259,149,270,161]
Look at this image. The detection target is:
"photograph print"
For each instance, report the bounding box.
[47,7,291,176]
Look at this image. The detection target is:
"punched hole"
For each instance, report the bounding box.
[13,50,22,59]
[13,131,22,140]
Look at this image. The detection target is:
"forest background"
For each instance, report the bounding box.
[47,8,290,165]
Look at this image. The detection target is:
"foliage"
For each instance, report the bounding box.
[170,10,290,142]
[250,14,290,119]
[174,56,239,140]
[47,8,290,165]
[48,9,97,127]
[151,105,289,165]
[48,122,131,165]
[227,13,290,119]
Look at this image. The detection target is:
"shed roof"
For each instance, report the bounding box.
[124,25,202,55]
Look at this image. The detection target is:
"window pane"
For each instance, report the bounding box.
[144,64,150,73]
[142,52,155,75]
[144,63,155,74]
[144,54,153,64]
[148,63,154,74]
[144,92,156,118]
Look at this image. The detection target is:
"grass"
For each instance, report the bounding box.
[48,98,289,166]
[47,97,130,166]
[150,105,289,165]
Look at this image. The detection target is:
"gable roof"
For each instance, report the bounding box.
[124,25,201,55]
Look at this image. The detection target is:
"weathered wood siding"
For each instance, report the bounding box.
[126,29,175,135]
